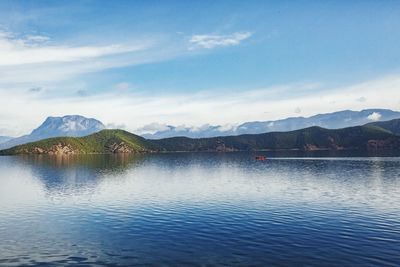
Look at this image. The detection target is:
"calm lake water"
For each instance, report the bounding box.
[0,152,399,267]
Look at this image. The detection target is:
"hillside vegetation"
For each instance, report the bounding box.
[152,124,398,152]
[1,120,400,155]
[367,119,400,135]
[0,130,159,155]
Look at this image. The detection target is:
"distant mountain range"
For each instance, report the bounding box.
[0,115,105,149]
[140,109,400,139]
[1,109,400,151]
[2,118,400,155]
[0,136,13,144]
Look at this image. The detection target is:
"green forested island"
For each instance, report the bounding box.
[1,119,400,155]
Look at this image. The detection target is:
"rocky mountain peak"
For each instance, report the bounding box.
[31,115,105,137]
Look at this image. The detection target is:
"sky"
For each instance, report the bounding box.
[0,0,400,136]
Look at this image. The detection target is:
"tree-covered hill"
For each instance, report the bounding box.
[1,120,400,155]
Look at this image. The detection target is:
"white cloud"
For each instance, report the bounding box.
[24,35,50,44]
[367,112,382,121]
[174,125,188,132]
[189,32,252,49]
[135,123,171,134]
[216,124,236,132]
[356,96,366,102]
[115,82,131,93]
[106,123,127,129]
[189,124,210,133]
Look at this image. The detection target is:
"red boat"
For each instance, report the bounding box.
[255,155,267,161]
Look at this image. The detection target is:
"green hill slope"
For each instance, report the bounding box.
[0,129,159,155]
[1,121,400,155]
[368,119,400,135]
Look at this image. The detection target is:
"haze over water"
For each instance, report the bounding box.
[0,153,399,266]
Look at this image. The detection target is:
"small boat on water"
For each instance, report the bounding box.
[255,155,267,161]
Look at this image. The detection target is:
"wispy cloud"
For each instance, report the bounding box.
[28,86,42,93]
[76,89,89,97]
[0,29,256,98]
[356,96,367,102]
[114,82,131,93]
[0,29,173,87]
[189,32,252,49]
[24,35,50,43]
[0,29,253,91]
[0,30,142,66]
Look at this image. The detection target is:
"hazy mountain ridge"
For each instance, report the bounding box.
[140,109,400,139]
[0,136,13,144]
[2,119,400,155]
[0,115,105,150]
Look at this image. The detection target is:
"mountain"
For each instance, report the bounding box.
[140,109,400,139]
[0,136,13,144]
[0,115,105,150]
[2,120,400,155]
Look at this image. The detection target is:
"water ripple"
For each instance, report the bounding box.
[0,153,399,266]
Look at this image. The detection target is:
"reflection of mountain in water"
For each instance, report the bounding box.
[15,150,400,193]
[16,154,145,193]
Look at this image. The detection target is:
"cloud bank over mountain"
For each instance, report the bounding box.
[138,109,400,139]
[1,74,400,137]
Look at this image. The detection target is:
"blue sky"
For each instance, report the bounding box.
[0,0,399,135]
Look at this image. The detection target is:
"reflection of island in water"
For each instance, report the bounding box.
[15,154,146,193]
[12,151,399,192]
[12,151,400,192]
[17,153,145,170]
[1,152,399,215]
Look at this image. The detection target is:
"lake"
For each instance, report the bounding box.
[0,152,399,266]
